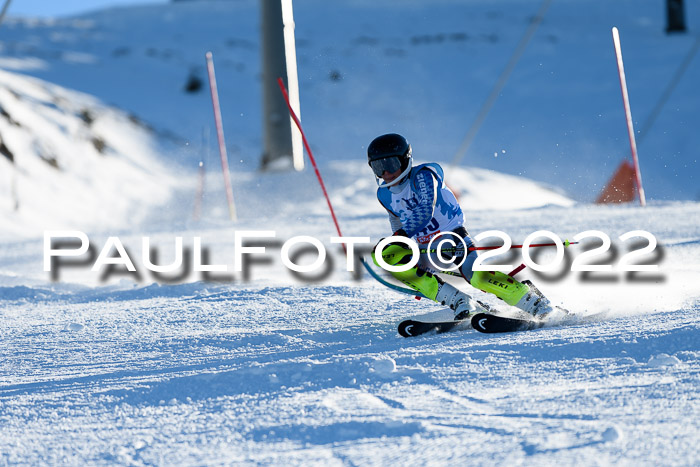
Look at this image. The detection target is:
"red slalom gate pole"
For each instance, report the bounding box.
[277,78,346,247]
[476,241,577,277]
[421,241,578,277]
[470,240,577,251]
[206,51,238,221]
[482,241,577,277]
[421,241,577,253]
[612,27,646,207]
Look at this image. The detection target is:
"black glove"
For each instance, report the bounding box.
[374,229,409,252]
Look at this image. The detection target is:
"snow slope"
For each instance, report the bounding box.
[1,0,587,238]
[0,69,180,239]
[1,0,699,201]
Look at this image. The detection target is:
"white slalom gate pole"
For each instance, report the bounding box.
[612,27,646,207]
[205,51,238,221]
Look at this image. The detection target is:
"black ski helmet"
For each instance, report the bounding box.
[367,133,412,177]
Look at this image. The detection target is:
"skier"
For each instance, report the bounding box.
[368,133,553,319]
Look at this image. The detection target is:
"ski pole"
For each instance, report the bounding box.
[418,240,577,254]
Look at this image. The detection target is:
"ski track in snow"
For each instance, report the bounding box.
[1,202,699,465]
[1,284,698,465]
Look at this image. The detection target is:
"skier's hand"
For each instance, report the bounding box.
[373,229,409,252]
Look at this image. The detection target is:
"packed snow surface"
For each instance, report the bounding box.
[1,199,699,465]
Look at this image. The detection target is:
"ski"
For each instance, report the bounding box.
[470,312,545,333]
[398,317,469,337]
[470,308,605,334]
[398,300,501,337]
[398,308,594,337]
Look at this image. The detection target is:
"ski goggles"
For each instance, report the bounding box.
[369,156,402,177]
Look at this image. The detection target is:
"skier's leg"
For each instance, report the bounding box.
[469,270,529,305]
[434,280,479,319]
[445,228,553,317]
[371,243,439,298]
[372,243,478,318]
[468,270,552,316]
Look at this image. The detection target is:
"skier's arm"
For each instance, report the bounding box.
[402,169,438,237]
[376,190,404,234]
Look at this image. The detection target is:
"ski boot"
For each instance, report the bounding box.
[514,280,554,318]
[470,271,554,318]
[435,282,478,320]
